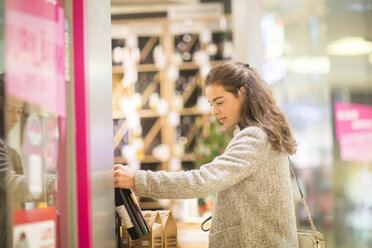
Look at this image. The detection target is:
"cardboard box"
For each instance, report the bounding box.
[135,211,163,248]
[120,226,133,248]
[158,210,177,248]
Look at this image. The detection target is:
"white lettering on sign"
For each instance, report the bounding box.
[351,119,372,130]
[6,7,66,117]
[336,109,359,121]
[45,0,57,5]
[41,227,54,241]
[7,24,64,75]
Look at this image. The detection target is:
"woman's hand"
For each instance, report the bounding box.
[114,164,135,189]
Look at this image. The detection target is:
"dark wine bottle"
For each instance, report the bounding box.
[115,188,150,240]
[115,210,121,248]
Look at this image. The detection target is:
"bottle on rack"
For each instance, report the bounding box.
[115,187,150,240]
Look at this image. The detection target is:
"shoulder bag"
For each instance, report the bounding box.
[289,157,326,248]
[201,157,326,248]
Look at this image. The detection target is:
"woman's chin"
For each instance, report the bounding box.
[222,122,232,128]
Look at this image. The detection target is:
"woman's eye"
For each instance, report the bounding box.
[216,102,223,105]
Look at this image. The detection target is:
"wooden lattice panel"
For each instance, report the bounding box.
[112,16,233,171]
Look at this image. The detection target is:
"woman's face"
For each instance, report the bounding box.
[206,84,244,128]
[5,97,23,133]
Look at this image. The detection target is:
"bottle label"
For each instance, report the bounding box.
[130,193,139,206]
[116,205,134,229]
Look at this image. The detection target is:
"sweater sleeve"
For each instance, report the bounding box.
[0,140,28,203]
[134,127,268,199]
[0,139,8,191]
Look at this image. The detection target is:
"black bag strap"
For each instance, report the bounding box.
[201,215,212,232]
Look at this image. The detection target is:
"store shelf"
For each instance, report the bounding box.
[112,60,225,74]
[114,155,159,164]
[112,63,159,73]
[113,108,204,120]
[114,153,195,165]
[112,15,232,171]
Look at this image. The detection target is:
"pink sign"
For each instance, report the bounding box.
[334,102,372,162]
[5,0,65,117]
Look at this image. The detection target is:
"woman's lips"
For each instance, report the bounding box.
[219,117,227,123]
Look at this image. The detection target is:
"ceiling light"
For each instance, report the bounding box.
[326,36,372,56]
[285,56,330,74]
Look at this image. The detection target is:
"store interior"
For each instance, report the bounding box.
[109,0,372,248]
[2,0,371,247]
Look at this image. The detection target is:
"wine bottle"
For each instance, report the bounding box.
[115,188,150,240]
[115,210,121,248]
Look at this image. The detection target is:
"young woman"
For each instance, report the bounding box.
[114,61,299,247]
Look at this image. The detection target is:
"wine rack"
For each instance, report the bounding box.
[112,15,232,173]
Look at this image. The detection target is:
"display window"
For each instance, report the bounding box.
[2,0,71,247]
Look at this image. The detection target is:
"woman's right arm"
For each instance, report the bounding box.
[134,127,268,199]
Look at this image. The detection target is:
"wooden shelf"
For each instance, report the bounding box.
[111,15,231,25]
[112,60,224,74]
[115,155,161,164]
[181,153,195,162]
[112,14,231,171]
[114,153,195,164]
[113,109,159,119]
[180,108,204,116]
[179,60,225,70]
[114,155,160,164]
[112,63,159,73]
[139,200,164,210]
[113,107,205,119]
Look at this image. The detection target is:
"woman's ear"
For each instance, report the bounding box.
[239,86,246,99]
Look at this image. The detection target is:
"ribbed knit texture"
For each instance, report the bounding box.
[135,126,299,247]
[0,139,9,248]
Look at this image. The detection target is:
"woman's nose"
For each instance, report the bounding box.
[211,106,220,116]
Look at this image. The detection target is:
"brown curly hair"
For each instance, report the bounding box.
[205,61,297,155]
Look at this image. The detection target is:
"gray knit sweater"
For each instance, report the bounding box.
[135,126,299,247]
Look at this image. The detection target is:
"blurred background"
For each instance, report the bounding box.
[1,0,371,247]
[110,0,372,248]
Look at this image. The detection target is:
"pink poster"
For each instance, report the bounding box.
[334,102,372,162]
[5,0,65,117]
